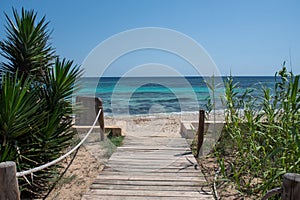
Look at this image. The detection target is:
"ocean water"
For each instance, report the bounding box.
[77,76,276,116]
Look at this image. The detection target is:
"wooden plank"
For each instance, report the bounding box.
[104,167,197,172]
[120,144,188,148]
[92,179,206,186]
[105,163,197,169]
[86,189,212,197]
[82,195,212,200]
[121,146,189,149]
[109,155,195,160]
[110,155,193,159]
[102,168,201,174]
[109,157,195,162]
[107,160,196,166]
[103,165,199,170]
[98,171,203,177]
[101,168,200,176]
[102,169,199,174]
[107,155,194,160]
[106,161,195,166]
[120,145,188,149]
[89,184,210,191]
[95,174,206,181]
[109,154,195,159]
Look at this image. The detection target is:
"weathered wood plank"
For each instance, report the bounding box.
[106,161,196,167]
[103,167,201,173]
[86,189,212,197]
[109,154,195,159]
[117,146,190,150]
[89,184,210,191]
[104,165,198,170]
[108,158,194,162]
[94,174,206,181]
[82,195,212,200]
[99,171,203,177]
[105,164,197,169]
[109,158,195,162]
[92,179,206,186]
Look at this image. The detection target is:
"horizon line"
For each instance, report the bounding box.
[81,75,276,78]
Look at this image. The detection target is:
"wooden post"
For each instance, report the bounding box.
[196,110,205,158]
[262,173,300,200]
[95,97,104,141]
[0,161,20,200]
[282,173,300,200]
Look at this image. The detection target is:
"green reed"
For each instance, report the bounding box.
[214,66,300,197]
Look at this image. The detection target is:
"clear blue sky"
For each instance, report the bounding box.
[0,0,299,76]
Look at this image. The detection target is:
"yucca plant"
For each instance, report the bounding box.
[0,73,45,162]
[0,8,82,198]
[0,8,55,80]
[17,59,81,197]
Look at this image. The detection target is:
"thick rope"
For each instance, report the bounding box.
[16,109,102,177]
[213,167,220,200]
[261,187,282,200]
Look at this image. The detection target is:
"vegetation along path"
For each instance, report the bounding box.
[82,130,213,200]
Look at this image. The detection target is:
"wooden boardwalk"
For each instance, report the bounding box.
[82,135,214,200]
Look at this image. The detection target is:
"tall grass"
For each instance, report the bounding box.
[215,66,300,197]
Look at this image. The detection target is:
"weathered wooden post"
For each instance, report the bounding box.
[95,97,104,141]
[196,110,205,158]
[282,173,300,200]
[0,161,20,200]
[262,173,300,200]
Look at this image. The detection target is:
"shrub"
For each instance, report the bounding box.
[215,65,300,197]
[0,8,82,198]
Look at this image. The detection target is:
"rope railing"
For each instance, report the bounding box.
[16,108,102,177]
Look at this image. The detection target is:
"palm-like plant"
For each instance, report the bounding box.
[0,73,45,162]
[18,59,82,197]
[0,8,55,80]
[0,8,82,198]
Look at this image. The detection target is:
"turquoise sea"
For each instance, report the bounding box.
[77,76,276,116]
